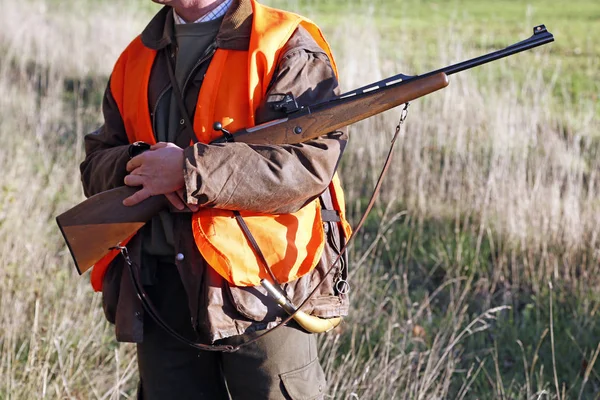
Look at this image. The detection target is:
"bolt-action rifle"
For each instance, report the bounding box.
[57,25,554,277]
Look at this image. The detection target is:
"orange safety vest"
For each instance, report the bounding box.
[91,1,351,291]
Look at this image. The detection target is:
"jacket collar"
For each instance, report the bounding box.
[141,0,253,51]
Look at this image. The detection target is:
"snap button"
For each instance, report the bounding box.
[176,253,185,261]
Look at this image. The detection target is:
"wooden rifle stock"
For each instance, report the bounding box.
[225,72,449,145]
[56,25,554,274]
[57,186,167,274]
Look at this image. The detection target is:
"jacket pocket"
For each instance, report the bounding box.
[227,284,283,322]
[225,222,350,323]
[225,202,350,323]
[280,358,326,400]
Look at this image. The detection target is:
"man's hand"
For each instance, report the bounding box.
[164,189,199,212]
[123,142,188,207]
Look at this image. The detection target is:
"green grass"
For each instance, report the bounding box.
[350,210,600,397]
[265,0,599,112]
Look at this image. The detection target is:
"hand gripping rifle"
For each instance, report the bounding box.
[56,25,553,336]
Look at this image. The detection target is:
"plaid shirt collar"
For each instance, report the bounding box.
[173,0,233,24]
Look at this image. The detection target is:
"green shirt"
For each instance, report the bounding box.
[143,17,223,260]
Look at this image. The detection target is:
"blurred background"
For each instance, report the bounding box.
[0,0,598,398]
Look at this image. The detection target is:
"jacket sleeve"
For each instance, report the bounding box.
[79,79,131,197]
[183,26,348,215]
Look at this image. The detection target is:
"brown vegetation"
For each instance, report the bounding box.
[1,1,598,398]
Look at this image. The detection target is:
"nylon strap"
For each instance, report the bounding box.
[320,209,341,222]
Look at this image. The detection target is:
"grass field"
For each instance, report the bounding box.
[270,0,599,111]
[1,0,599,398]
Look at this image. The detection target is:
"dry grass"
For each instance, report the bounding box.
[0,1,143,398]
[1,0,599,398]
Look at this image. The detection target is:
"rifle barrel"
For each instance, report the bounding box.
[299,25,554,113]
[436,25,554,76]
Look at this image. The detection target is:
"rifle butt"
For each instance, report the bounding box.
[56,186,167,275]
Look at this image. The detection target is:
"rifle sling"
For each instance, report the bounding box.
[233,210,281,286]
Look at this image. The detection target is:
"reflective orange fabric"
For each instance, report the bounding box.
[91,37,157,291]
[90,1,350,290]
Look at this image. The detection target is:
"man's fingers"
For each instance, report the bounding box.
[182,190,200,212]
[126,154,144,172]
[176,189,186,203]
[123,188,152,206]
[124,173,144,187]
[175,189,199,212]
[165,192,185,211]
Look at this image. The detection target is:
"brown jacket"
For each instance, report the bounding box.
[80,0,349,343]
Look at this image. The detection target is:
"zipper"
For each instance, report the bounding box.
[151,47,176,134]
[181,42,217,95]
[326,219,349,294]
[151,84,172,135]
[152,42,217,134]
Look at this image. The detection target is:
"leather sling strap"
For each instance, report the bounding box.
[114,245,238,352]
[233,210,281,286]
[230,104,410,350]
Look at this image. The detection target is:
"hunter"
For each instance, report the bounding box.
[79,0,351,398]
